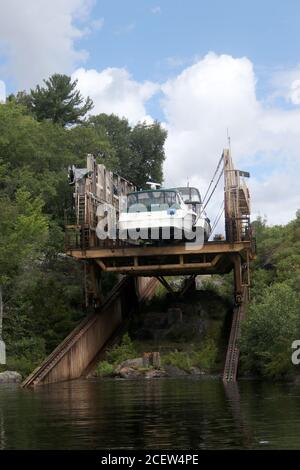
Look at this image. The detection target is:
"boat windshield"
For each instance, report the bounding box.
[177,187,202,203]
[127,190,180,212]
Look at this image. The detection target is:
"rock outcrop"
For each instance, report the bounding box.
[0,371,22,384]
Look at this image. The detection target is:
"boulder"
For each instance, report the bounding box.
[115,357,143,374]
[164,365,189,376]
[190,367,205,376]
[0,371,22,384]
[145,369,167,379]
[118,367,143,379]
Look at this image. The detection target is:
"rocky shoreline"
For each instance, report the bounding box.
[95,357,211,380]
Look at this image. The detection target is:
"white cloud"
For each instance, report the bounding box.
[270,65,300,105]
[90,18,104,32]
[114,22,135,36]
[0,80,6,102]
[72,54,300,227]
[161,53,300,228]
[165,56,190,69]
[0,0,95,89]
[289,79,300,105]
[151,6,161,14]
[73,67,159,124]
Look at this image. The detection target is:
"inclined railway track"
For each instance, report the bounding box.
[223,288,247,383]
[22,277,139,388]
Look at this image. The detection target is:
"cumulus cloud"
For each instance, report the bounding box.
[288,79,300,105]
[71,54,300,227]
[270,65,300,105]
[0,80,6,102]
[0,0,95,89]
[73,67,159,124]
[161,53,300,227]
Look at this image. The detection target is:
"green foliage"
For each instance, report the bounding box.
[239,212,300,379]
[241,282,300,377]
[67,124,117,168]
[106,333,137,365]
[29,74,93,126]
[0,189,48,285]
[191,339,218,370]
[162,351,191,371]
[6,337,46,378]
[0,76,166,378]
[89,114,167,187]
[94,360,115,377]
[200,274,234,304]
[162,339,218,372]
[129,121,166,186]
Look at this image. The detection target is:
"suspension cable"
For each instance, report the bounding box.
[211,201,225,234]
[202,167,224,212]
[202,154,224,206]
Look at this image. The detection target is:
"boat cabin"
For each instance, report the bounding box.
[124,189,183,213]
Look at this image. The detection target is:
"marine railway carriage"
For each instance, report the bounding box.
[118,187,212,244]
[64,151,253,297]
[22,150,255,388]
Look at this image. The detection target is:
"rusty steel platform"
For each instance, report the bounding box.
[66,240,252,276]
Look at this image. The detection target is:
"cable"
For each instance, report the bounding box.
[211,202,223,232]
[202,154,224,206]
[202,167,224,211]
[211,202,225,234]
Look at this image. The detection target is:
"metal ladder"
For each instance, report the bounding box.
[77,194,86,225]
[223,289,246,382]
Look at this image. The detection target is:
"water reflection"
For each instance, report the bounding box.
[0,378,300,449]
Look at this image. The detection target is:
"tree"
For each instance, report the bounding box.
[240,283,300,378]
[7,91,33,110]
[30,74,93,127]
[240,211,300,378]
[0,100,168,377]
[129,121,167,187]
[89,114,167,187]
[89,114,132,174]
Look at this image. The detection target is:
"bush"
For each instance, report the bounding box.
[5,336,46,378]
[162,351,191,371]
[162,339,218,372]
[5,357,36,378]
[95,361,114,377]
[106,333,137,365]
[191,339,218,371]
[240,283,300,378]
[200,275,233,304]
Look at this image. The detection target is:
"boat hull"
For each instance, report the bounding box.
[118,210,210,243]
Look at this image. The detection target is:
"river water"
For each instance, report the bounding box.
[0,377,300,450]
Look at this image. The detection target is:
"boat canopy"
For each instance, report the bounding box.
[126,189,181,212]
[176,187,202,203]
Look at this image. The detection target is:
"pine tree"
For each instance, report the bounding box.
[30,74,93,127]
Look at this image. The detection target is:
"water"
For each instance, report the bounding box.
[1,377,300,449]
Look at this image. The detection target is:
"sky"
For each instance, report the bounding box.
[0,0,300,229]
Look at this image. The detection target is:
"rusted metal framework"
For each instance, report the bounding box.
[21,149,255,388]
[63,149,255,382]
[65,150,255,303]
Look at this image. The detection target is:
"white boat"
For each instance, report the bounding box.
[118,187,211,244]
[176,186,211,239]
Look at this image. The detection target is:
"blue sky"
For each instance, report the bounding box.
[0,0,300,225]
[82,0,300,92]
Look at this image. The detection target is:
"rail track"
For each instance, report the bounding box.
[22,277,157,388]
[223,287,247,383]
